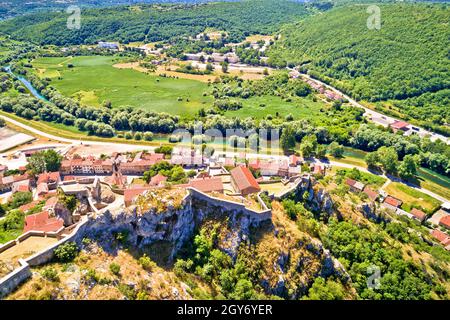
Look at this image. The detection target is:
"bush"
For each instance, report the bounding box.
[54,242,79,262]
[109,262,121,276]
[41,267,59,282]
[139,254,157,272]
[143,132,154,141]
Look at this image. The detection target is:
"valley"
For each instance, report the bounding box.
[0,0,448,303]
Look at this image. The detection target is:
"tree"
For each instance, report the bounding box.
[398,154,417,180]
[54,241,79,262]
[27,150,62,174]
[280,125,296,151]
[221,61,229,73]
[365,152,379,169]
[327,142,344,158]
[316,144,327,159]
[230,279,256,300]
[9,191,32,209]
[303,277,345,300]
[300,134,318,158]
[377,146,398,174]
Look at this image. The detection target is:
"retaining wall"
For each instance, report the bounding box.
[0,216,89,298]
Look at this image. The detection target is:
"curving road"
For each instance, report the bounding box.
[296,72,449,145]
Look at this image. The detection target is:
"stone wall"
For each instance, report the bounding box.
[0,216,89,298]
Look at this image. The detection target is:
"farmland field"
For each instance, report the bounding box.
[31,55,325,121]
[31,55,213,118]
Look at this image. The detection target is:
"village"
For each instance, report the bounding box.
[1,142,449,258]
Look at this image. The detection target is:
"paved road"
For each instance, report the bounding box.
[0,114,156,151]
[1,113,448,203]
[297,73,449,145]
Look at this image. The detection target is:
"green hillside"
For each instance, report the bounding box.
[0,1,312,45]
[267,3,449,132]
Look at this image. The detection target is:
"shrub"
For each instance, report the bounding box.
[41,267,59,282]
[109,262,121,276]
[139,254,157,272]
[54,241,79,262]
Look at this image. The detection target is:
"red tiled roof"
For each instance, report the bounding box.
[189,177,224,193]
[384,196,402,208]
[391,121,409,130]
[363,187,378,201]
[150,174,167,186]
[37,172,60,184]
[411,208,427,221]
[346,178,356,187]
[24,211,64,233]
[17,184,30,192]
[439,215,450,229]
[431,229,450,245]
[36,182,49,195]
[230,166,260,194]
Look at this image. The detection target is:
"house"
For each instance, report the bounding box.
[149,174,167,187]
[36,182,49,197]
[23,211,64,233]
[439,215,450,230]
[390,121,410,133]
[230,166,261,196]
[382,196,403,211]
[312,164,325,176]
[346,178,365,193]
[289,155,303,167]
[428,209,449,226]
[98,42,119,50]
[188,177,224,194]
[0,174,29,193]
[61,158,114,175]
[37,172,61,190]
[120,153,164,175]
[0,175,14,193]
[12,180,31,193]
[363,187,379,202]
[410,208,427,223]
[431,229,450,248]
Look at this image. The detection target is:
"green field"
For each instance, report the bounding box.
[32,55,325,121]
[32,56,213,118]
[224,95,324,120]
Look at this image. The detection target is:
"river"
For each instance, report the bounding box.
[4,66,48,102]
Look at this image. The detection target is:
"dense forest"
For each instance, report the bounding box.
[267,3,449,133]
[0,1,313,45]
[0,0,233,20]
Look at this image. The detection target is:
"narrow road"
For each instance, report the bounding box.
[297,73,449,145]
[0,113,156,151]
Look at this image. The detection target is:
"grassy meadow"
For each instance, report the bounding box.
[31,55,325,121]
[32,55,213,118]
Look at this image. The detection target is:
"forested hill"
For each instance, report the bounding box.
[0,0,236,20]
[0,1,312,45]
[267,3,450,102]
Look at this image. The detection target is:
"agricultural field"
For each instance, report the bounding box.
[31,56,213,118]
[31,55,324,121]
